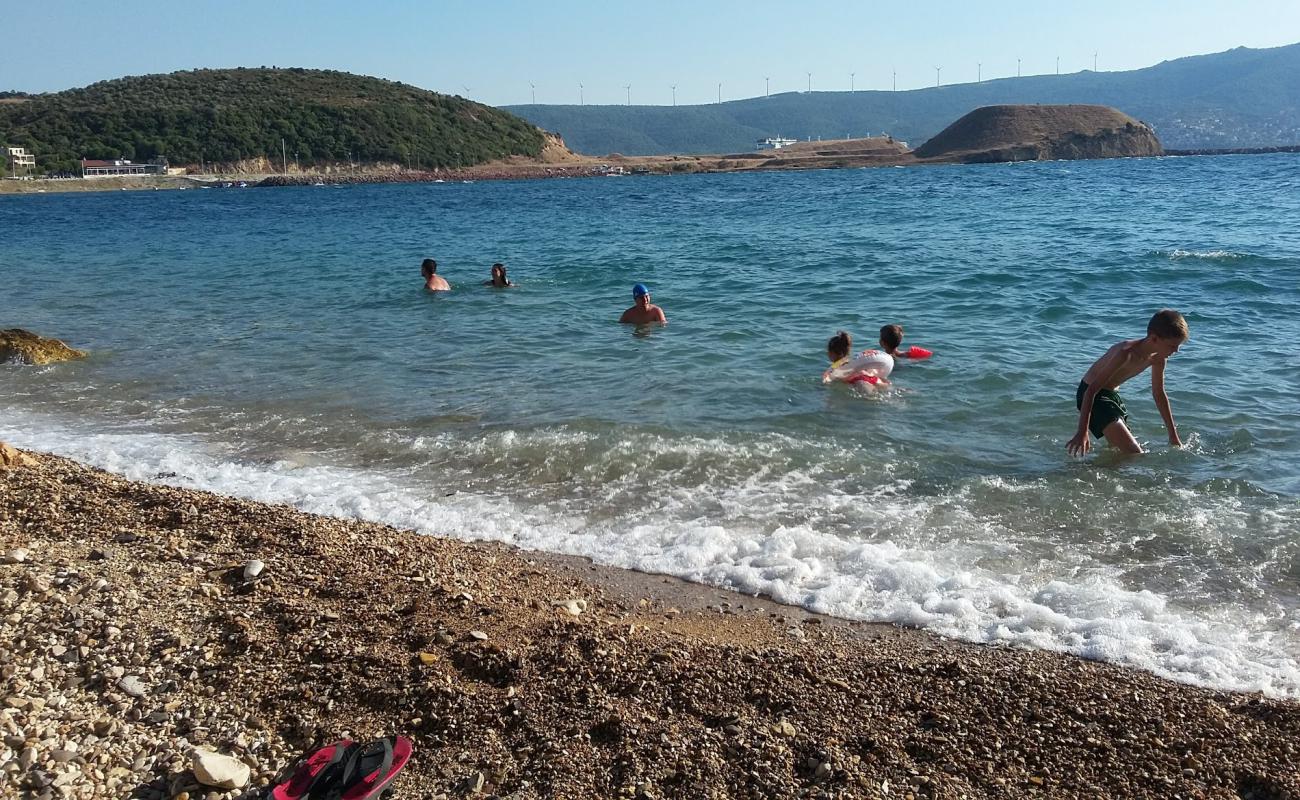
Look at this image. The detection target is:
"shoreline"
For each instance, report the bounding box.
[3,446,1298,799]
[4,148,1296,197]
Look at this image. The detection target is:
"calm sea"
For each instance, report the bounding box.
[3,155,1299,694]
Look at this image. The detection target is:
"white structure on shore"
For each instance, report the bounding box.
[81,157,169,177]
[6,146,35,177]
[755,137,798,150]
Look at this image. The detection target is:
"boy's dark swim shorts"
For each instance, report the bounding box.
[1076,381,1129,439]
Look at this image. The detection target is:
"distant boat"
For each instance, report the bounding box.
[461,180,474,184]
[433,179,445,183]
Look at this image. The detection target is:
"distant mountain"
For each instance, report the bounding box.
[0,68,545,173]
[506,43,1300,155]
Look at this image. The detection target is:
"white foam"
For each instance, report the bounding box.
[3,409,1298,697]
[1160,248,1250,261]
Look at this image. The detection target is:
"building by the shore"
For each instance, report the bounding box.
[756,137,798,150]
[80,157,169,177]
[6,146,36,177]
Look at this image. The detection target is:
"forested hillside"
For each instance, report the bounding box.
[0,68,545,173]
[507,43,1300,155]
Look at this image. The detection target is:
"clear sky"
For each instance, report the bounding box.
[4,1,1298,106]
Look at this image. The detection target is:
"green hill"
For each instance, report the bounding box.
[505,43,1300,155]
[0,68,545,173]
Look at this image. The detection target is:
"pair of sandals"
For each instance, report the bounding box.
[272,736,412,800]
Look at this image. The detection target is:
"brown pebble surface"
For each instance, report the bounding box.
[1,448,1297,799]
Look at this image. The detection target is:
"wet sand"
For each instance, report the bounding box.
[2,447,1297,799]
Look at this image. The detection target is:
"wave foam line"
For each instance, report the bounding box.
[3,411,1297,697]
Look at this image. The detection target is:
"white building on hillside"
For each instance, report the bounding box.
[756,137,798,150]
[6,146,35,177]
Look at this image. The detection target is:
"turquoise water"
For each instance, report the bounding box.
[3,154,1299,694]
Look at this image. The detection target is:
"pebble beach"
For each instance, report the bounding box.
[3,447,1298,799]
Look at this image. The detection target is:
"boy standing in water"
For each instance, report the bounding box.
[1067,309,1189,456]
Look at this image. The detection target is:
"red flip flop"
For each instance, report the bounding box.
[273,737,412,800]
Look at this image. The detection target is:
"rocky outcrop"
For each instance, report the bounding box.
[0,329,86,365]
[915,104,1163,164]
[0,442,33,468]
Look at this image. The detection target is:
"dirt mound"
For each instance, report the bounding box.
[915,105,1163,163]
[537,131,583,163]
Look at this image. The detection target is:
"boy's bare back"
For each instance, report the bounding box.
[1080,338,1161,391]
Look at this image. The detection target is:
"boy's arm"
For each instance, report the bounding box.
[1151,358,1181,447]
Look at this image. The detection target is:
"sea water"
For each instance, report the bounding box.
[3,154,1299,695]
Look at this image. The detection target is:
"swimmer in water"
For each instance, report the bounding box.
[421,258,450,292]
[483,263,514,287]
[879,324,905,357]
[619,283,667,324]
[879,324,933,360]
[823,331,891,387]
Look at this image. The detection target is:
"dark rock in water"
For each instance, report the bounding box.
[914,104,1163,164]
[0,328,87,365]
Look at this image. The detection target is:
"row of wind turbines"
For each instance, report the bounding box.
[499,52,1101,107]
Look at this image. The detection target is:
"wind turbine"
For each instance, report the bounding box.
[717,82,722,103]
[1056,55,1060,75]
[764,76,770,97]
[1017,57,1021,78]
[1094,51,1098,72]
[850,72,855,92]
[529,82,535,104]
[671,84,677,106]
[978,62,982,83]
[935,66,942,87]
[625,84,631,105]
[806,72,812,92]
[579,83,584,105]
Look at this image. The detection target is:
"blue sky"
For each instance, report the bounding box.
[4,1,1298,105]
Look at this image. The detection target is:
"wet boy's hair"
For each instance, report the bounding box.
[827,331,852,360]
[1147,309,1189,341]
[421,258,438,276]
[879,324,904,352]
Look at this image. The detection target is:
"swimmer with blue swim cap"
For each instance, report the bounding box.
[620,283,667,324]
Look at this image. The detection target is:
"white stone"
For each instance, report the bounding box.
[190,749,250,790]
[4,548,28,565]
[241,560,264,580]
[116,676,145,698]
[554,599,588,616]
